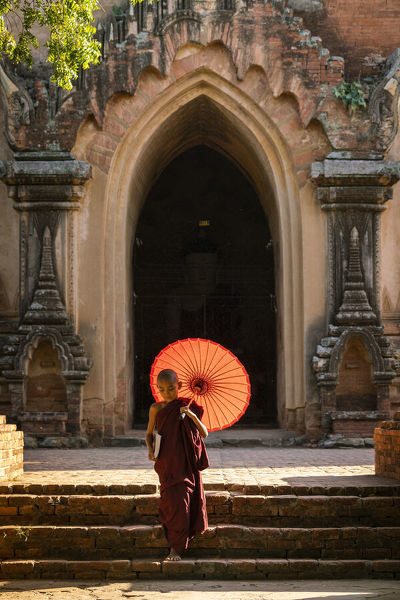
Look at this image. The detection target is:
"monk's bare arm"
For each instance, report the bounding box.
[146,403,159,461]
[180,406,208,438]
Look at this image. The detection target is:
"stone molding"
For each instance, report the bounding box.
[311,155,400,189]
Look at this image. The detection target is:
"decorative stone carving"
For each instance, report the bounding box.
[310,155,400,440]
[0,153,92,438]
[0,64,33,149]
[369,48,400,153]
[0,0,347,153]
[22,228,69,326]
[335,227,377,326]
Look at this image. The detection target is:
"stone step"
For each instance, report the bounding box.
[0,558,399,580]
[103,428,301,448]
[0,493,399,527]
[0,482,158,496]
[0,525,399,561]
[1,482,399,497]
[0,424,17,433]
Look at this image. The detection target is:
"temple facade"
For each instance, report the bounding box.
[0,0,400,445]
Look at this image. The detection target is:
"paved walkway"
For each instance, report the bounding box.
[0,579,399,599]
[11,447,396,488]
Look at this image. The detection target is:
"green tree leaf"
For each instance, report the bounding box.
[0,0,102,88]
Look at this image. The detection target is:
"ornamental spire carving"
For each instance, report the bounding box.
[335,227,377,325]
[22,227,68,326]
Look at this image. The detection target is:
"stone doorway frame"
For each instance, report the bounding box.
[102,69,304,435]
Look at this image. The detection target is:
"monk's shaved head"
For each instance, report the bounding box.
[157,369,178,384]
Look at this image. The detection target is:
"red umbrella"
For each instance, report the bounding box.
[150,338,251,431]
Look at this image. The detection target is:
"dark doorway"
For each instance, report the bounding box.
[133,145,276,426]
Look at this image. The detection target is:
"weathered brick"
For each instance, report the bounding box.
[162,559,195,577]
[131,559,161,572]
[0,507,17,515]
[106,560,133,578]
[0,560,36,578]
[375,427,400,481]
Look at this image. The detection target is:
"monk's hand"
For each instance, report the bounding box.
[148,449,156,462]
[180,406,195,420]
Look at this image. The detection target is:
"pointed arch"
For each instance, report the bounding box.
[102,68,304,431]
[16,329,73,375]
[328,329,385,378]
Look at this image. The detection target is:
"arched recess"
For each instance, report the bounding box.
[133,145,277,425]
[25,340,67,412]
[103,68,304,435]
[335,337,377,411]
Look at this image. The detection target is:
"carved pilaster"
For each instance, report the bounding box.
[311,154,400,440]
[0,152,92,439]
[2,152,90,321]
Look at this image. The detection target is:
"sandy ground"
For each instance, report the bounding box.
[0,579,399,600]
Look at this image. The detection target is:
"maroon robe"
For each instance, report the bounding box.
[154,397,209,553]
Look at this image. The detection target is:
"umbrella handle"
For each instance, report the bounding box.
[179,399,194,420]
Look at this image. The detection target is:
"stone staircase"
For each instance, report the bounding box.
[0,481,399,580]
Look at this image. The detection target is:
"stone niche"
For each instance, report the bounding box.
[333,336,378,436]
[25,340,67,412]
[336,338,377,412]
[21,339,68,437]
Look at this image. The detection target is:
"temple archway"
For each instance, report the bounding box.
[102,70,304,434]
[133,145,277,425]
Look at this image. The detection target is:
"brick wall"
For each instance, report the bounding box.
[374,421,400,481]
[0,415,24,480]
[296,0,400,78]
[333,420,376,437]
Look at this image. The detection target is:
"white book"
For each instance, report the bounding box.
[153,432,162,458]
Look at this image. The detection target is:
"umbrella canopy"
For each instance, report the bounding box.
[150,338,251,431]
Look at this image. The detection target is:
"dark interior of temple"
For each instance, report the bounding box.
[133,145,276,426]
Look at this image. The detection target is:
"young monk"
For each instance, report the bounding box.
[146,368,209,561]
